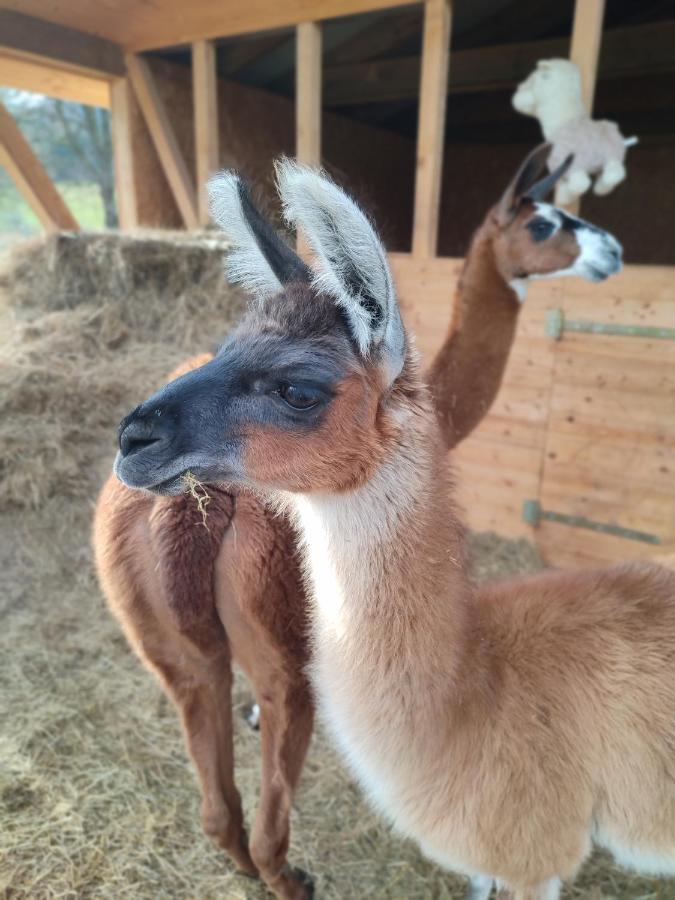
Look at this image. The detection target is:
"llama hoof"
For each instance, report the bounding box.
[291,867,315,898]
[244,702,260,730]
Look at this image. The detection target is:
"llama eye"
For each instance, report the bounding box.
[277,384,321,410]
[527,218,554,242]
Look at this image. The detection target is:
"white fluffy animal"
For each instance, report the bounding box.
[512,59,637,205]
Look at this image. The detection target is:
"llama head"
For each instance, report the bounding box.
[114,166,409,497]
[512,59,582,117]
[491,144,622,294]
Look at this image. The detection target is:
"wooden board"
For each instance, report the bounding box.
[536,270,675,566]
[126,54,199,229]
[192,40,219,226]
[0,53,111,107]
[411,0,451,260]
[0,10,123,77]
[110,78,138,229]
[1,0,420,52]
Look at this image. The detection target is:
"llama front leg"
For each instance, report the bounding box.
[593,159,626,195]
[164,650,257,876]
[249,678,315,900]
[121,608,257,877]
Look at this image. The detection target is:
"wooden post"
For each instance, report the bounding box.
[569,0,605,114]
[192,39,219,226]
[110,77,139,230]
[412,0,451,260]
[296,22,322,166]
[296,21,322,256]
[0,100,78,232]
[566,0,605,212]
[126,53,199,229]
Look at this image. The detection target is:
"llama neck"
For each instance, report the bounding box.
[286,399,480,819]
[289,398,476,695]
[538,95,585,139]
[428,221,521,448]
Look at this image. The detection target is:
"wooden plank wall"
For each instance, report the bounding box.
[390,255,675,566]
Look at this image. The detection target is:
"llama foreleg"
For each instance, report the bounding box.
[249,679,315,900]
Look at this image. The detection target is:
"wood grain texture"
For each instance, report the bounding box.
[296,22,322,166]
[192,40,219,226]
[412,0,451,260]
[0,53,111,107]
[110,78,139,229]
[0,100,78,231]
[0,9,123,75]
[126,54,198,229]
[0,0,419,52]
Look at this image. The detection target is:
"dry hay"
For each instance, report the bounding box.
[0,231,246,510]
[1,233,672,899]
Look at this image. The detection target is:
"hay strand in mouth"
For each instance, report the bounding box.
[182,470,211,529]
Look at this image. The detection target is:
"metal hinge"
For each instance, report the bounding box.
[545,309,675,341]
[522,499,661,545]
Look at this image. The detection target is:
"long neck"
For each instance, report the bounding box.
[286,396,482,820]
[428,220,521,448]
[290,395,476,701]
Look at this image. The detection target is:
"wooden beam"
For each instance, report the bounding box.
[296,22,322,258]
[569,0,606,115]
[0,1,423,52]
[0,100,78,232]
[126,53,199,229]
[412,0,451,260]
[565,0,605,212]
[192,40,219,226]
[0,10,124,78]
[296,23,322,166]
[322,19,675,107]
[110,78,138,230]
[0,53,111,108]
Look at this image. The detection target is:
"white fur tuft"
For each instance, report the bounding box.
[275,158,405,382]
[207,171,283,297]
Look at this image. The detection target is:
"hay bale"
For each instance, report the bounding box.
[0,232,247,510]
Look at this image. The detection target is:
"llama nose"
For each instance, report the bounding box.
[118,413,164,458]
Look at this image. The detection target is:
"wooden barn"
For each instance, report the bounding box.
[1,0,674,567]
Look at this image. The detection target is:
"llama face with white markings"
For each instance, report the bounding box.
[489,144,622,297]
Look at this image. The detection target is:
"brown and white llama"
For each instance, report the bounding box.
[94,147,623,899]
[110,161,675,900]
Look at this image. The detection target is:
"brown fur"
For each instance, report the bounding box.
[429,201,579,447]
[93,154,613,897]
[278,354,675,899]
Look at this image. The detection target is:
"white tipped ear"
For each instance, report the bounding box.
[275,158,405,383]
[208,171,310,297]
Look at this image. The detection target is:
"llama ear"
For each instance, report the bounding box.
[275,158,405,383]
[525,153,574,201]
[207,171,311,297]
[497,143,553,223]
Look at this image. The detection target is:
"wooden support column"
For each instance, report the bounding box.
[296,22,322,165]
[296,21,322,256]
[0,100,78,232]
[412,0,451,259]
[126,53,199,229]
[566,0,605,212]
[192,39,219,226]
[110,78,138,230]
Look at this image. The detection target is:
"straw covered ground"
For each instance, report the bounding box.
[0,233,671,899]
